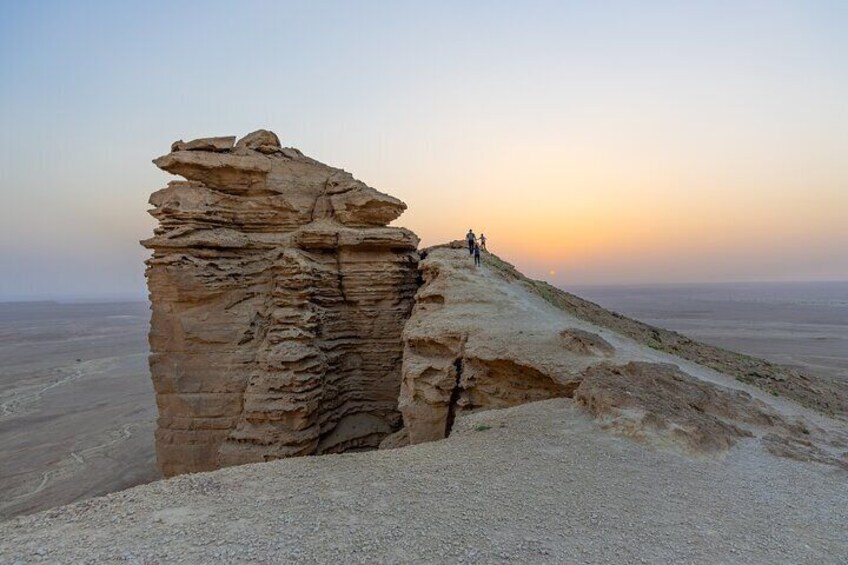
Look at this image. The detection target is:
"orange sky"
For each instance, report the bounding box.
[378,119,847,285]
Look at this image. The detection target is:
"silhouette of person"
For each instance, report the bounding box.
[466,229,476,255]
[479,233,487,251]
[473,243,481,266]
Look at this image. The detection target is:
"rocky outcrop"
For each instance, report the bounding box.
[574,361,777,454]
[397,244,603,444]
[574,361,848,467]
[518,274,848,419]
[396,245,848,467]
[143,130,419,476]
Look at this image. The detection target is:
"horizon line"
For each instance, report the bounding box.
[2,279,848,305]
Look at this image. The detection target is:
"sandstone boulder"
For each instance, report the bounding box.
[378,428,409,450]
[236,129,281,148]
[236,129,282,154]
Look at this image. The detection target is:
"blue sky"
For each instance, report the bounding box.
[1,1,847,300]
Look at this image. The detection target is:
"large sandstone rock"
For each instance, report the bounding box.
[143,131,419,476]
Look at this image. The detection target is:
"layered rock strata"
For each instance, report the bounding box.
[143,131,419,476]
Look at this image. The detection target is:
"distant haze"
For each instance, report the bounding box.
[1,1,847,301]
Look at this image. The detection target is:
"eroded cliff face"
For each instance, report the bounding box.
[143,131,419,476]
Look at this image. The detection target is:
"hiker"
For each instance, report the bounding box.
[466,229,476,255]
[479,233,487,251]
[473,243,481,266]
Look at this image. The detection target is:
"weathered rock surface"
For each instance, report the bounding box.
[521,274,848,418]
[398,244,586,444]
[143,131,419,476]
[234,129,280,151]
[574,361,776,454]
[576,362,847,466]
[397,245,848,467]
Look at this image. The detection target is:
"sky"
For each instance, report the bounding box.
[1,0,846,301]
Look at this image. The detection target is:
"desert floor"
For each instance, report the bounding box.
[0,301,158,520]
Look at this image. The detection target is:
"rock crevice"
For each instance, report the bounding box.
[444,346,466,437]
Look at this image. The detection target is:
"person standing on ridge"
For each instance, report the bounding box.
[473,243,482,267]
[466,229,476,255]
[479,233,487,251]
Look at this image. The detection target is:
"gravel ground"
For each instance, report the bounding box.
[1,398,846,564]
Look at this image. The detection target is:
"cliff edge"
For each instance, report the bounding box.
[393,243,847,468]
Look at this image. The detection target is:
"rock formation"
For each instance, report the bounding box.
[394,244,848,468]
[144,132,848,477]
[574,361,777,454]
[397,243,588,444]
[575,360,847,467]
[143,131,419,476]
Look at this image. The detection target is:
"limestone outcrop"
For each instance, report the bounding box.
[143,130,419,476]
[574,361,848,467]
[395,245,848,467]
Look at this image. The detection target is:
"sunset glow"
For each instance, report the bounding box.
[1,1,846,299]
